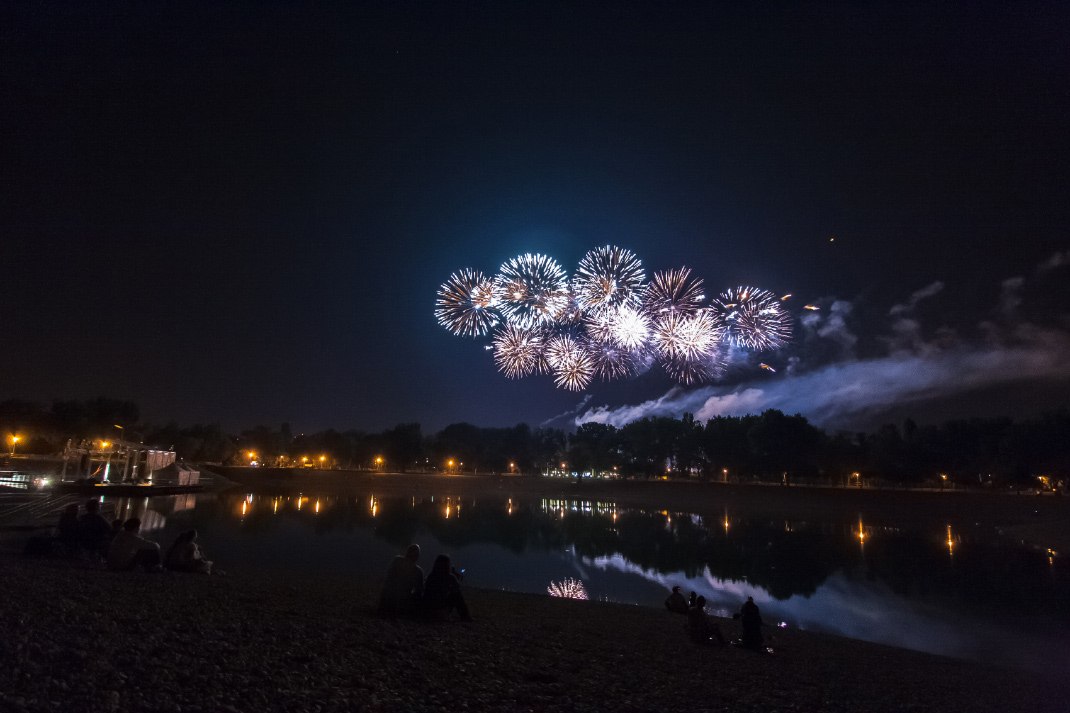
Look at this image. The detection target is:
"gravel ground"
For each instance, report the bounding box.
[1,556,1065,713]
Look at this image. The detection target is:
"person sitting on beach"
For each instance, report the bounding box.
[164,529,213,574]
[664,585,689,614]
[738,596,763,650]
[77,499,113,557]
[422,554,472,622]
[688,591,698,609]
[56,503,81,555]
[106,518,161,571]
[378,544,424,616]
[687,596,725,645]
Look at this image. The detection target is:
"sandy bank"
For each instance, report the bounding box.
[1,556,1064,713]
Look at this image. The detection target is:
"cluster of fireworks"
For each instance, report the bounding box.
[435,246,796,391]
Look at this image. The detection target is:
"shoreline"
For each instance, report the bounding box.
[212,468,1070,551]
[2,555,1065,713]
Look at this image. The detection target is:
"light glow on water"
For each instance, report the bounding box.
[72,490,1070,674]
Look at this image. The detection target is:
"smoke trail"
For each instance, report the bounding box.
[577,332,1070,429]
[577,253,1070,429]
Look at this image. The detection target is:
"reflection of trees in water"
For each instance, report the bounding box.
[208,493,1065,607]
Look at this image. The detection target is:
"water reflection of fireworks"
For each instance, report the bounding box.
[547,577,589,600]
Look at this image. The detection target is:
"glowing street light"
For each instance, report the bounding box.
[100,440,111,450]
[319,455,327,468]
[9,434,20,456]
[375,456,384,471]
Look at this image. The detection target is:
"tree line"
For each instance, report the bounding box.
[1,397,1067,488]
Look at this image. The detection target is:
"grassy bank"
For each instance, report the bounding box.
[1,556,1065,713]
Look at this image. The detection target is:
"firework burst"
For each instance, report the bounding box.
[712,286,792,351]
[547,577,589,600]
[436,247,797,390]
[434,268,501,337]
[573,246,645,312]
[544,333,595,391]
[652,310,720,361]
[492,324,544,379]
[497,253,570,329]
[644,267,706,316]
[609,305,651,350]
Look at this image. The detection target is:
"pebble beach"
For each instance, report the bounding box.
[1,555,1065,713]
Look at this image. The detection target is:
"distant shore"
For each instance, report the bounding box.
[2,555,1066,713]
[212,467,1070,552]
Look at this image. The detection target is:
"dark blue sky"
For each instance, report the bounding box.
[2,2,1068,432]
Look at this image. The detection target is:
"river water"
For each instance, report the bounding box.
[100,490,1068,673]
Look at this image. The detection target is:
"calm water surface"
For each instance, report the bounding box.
[102,490,1069,673]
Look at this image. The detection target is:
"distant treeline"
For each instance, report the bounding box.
[1,397,1068,487]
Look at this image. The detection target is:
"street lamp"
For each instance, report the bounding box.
[319,455,327,468]
[722,468,728,483]
[375,456,384,471]
[447,458,455,473]
[9,434,20,456]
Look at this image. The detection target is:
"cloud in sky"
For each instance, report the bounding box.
[576,252,1070,429]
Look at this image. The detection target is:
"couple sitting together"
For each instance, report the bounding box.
[378,544,472,622]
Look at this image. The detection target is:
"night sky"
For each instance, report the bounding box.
[3,3,1068,433]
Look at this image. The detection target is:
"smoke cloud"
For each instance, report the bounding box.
[576,253,1070,429]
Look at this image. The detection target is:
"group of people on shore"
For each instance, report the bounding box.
[37,499,213,574]
[665,585,765,651]
[378,544,472,622]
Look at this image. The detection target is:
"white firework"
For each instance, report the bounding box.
[663,344,727,385]
[573,246,645,311]
[492,324,544,379]
[711,286,792,351]
[609,305,651,350]
[434,268,501,337]
[438,250,794,391]
[547,577,589,600]
[644,267,706,316]
[652,310,721,361]
[544,333,594,391]
[588,340,642,381]
[497,253,570,329]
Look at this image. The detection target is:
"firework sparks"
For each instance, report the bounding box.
[545,333,595,391]
[437,247,795,390]
[497,253,570,329]
[573,245,645,311]
[434,268,501,337]
[609,305,651,349]
[588,340,642,381]
[759,362,776,373]
[712,286,792,351]
[652,310,720,361]
[492,324,544,378]
[645,267,706,316]
[547,577,589,600]
[803,304,820,311]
